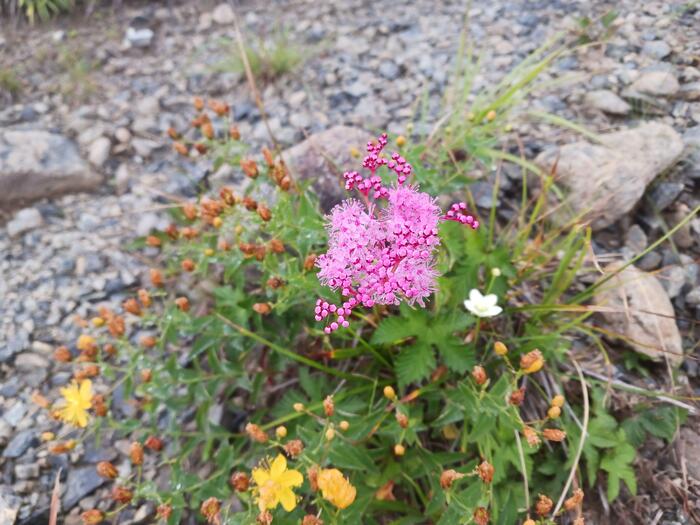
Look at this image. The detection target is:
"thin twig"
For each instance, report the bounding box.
[553,358,589,516]
[48,468,62,525]
[514,428,530,511]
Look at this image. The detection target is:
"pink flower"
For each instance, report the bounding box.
[314,133,479,333]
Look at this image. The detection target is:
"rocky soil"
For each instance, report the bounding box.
[0,0,699,523]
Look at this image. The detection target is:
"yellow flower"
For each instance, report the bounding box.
[317,468,356,510]
[252,454,303,512]
[58,380,93,427]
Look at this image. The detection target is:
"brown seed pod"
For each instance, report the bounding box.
[257,205,272,222]
[269,238,284,254]
[564,488,584,511]
[230,472,249,492]
[150,268,164,288]
[509,386,525,406]
[138,288,152,308]
[81,509,105,525]
[323,395,335,417]
[283,439,304,458]
[396,412,409,428]
[175,297,190,312]
[93,394,108,417]
[535,494,553,516]
[181,259,195,272]
[140,369,152,383]
[304,253,317,271]
[471,365,487,385]
[542,428,566,442]
[174,142,189,156]
[96,461,118,479]
[140,335,157,348]
[145,436,164,451]
[440,469,465,489]
[266,277,284,289]
[243,196,258,211]
[240,159,259,179]
[112,485,133,504]
[522,426,540,447]
[130,442,144,465]
[193,96,205,111]
[245,422,268,443]
[123,298,141,316]
[229,125,241,140]
[156,504,172,520]
[473,507,489,525]
[195,143,208,154]
[477,461,494,484]
[253,303,272,315]
[54,345,72,363]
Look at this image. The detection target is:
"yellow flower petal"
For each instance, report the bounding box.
[270,454,287,479]
[251,467,270,486]
[278,487,297,512]
[278,468,303,488]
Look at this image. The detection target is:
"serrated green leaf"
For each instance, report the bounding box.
[395,342,435,388]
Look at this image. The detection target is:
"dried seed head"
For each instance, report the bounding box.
[564,488,584,511]
[257,510,273,525]
[308,465,319,491]
[522,426,540,447]
[181,259,195,272]
[138,289,152,307]
[440,469,465,489]
[74,364,100,380]
[494,341,508,356]
[547,406,561,419]
[150,268,164,288]
[275,426,288,439]
[302,516,324,525]
[477,461,495,484]
[193,96,204,110]
[269,238,284,254]
[103,343,117,357]
[542,428,566,442]
[218,239,231,251]
[323,395,335,417]
[174,142,189,156]
[252,302,272,315]
[266,276,284,289]
[573,518,585,525]
[375,480,396,501]
[243,196,258,211]
[383,386,397,400]
[535,494,553,516]
[208,99,229,116]
[195,142,208,154]
[396,412,409,428]
[175,297,190,312]
[130,442,144,465]
[200,497,221,524]
[240,159,259,179]
[509,386,526,406]
[167,127,179,140]
[156,504,172,520]
[123,298,141,316]
[230,471,249,492]
[107,315,125,337]
[303,253,317,271]
[93,394,108,417]
[77,335,96,353]
[140,335,157,348]
[245,423,268,443]
[229,125,241,140]
[471,365,488,385]
[520,349,544,374]
[257,204,271,222]
[284,439,304,458]
[325,428,335,441]
[112,485,133,504]
[81,509,105,525]
[96,461,118,479]
[393,444,405,456]
[473,507,490,525]
[146,235,161,247]
[551,394,565,408]
[54,346,72,363]
[145,436,164,451]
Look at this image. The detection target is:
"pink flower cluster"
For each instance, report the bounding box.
[314,133,479,334]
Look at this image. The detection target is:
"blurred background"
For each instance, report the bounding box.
[1,0,699,523]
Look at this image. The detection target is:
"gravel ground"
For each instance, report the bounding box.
[0,0,699,523]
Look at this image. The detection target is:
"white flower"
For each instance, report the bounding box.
[464,289,502,318]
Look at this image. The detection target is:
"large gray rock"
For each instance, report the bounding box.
[626,70,679,97]
[282,126,373,212]
[0,129,100,210]
[584,90,631,116]
[594,262,683,367]
[535,122,683,230]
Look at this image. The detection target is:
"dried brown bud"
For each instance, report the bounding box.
[564,488,584,511]
[308,465,319,491]
[266,277,284,289]
[245,422,268,443]
[253,303,272,315]
[195,142,208,154]
[509,387,525,406]
[103,343,117,357]
[494,341,508,355]
[145,436,164,451]
[32,392,50,409]
[54,345,72,363]
[175,297,190,312]
[375,480,396,501]
[522,426,540,447]
[130,442,144,465]
[323,395,335,417]
[219,187,236,206]
[477,461,495,484]
[140,369,152,383]
[174,142,189,156]
[137,289,152,307]
[112,485,133,504]
[156,504,172,520]
[284,439,304,458]
[230,471,249,492]
[218,239,231,251]
[93,394,108,417]
[473,507,490,525]
[542,428,567,442]
[240,159,259,179]
[229,125,240,140]
[96,461,118,479]
[193,96,204,111]
[302,516,324,525]
[440,469,465,489]
[396,412,409,428]
[107,314,125,337]
[520,349,544,374]
[254,245,266,261]
[243,196,258,211]
[181,259,195,272]
[269,238,285,254]
[167,127,179,140]
[304,253,317,271]
[150,268,164,287]
[146,235,161,247]
[257,511,272,525]
[573,518,585,525]
[81,509,104,525]
[279,175,291,191]
[200,497,221,524]
[535,494,553,516]
[471,365,487,385]
[123,298,141,316]
[140,335,157,348]
[181,226,198,239]
[74,364,100,380]
[208,99,229,116]
[257,205,271,222]
[262,146,275,167]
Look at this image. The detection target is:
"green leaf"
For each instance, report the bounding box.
[395,342,435,388]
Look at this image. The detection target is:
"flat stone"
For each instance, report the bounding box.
[62,466,107,509]
[2,429,37,458]
[6,207,43,238]
[625,224,647,254]
[680,82,700,101]
[282,126,373,212]
[212,3,235,24]
[0,129,99,210]
[88,137,111,168]
[535,122,684,230]
[584,89,631,115]
[659,265,686,299]
[647,181,684,211]
[627,70,679,97]
[14,463,40,480]
[641,40,671,59]
[594,262,683,367]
